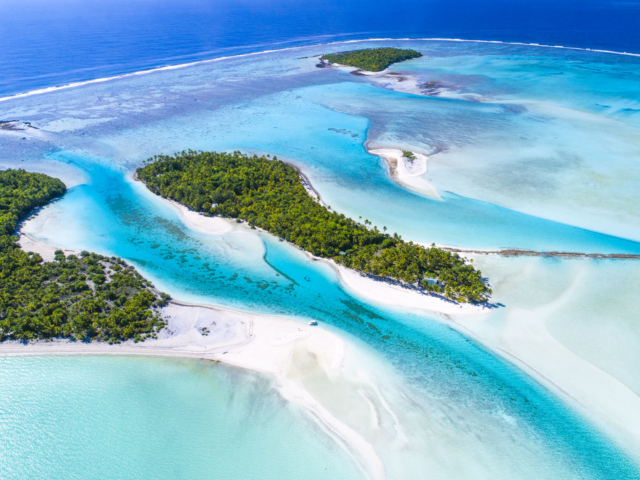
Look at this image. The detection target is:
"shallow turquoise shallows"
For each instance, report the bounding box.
[5,39,640,479]
[20,158,640,480]
[0,356,364,480]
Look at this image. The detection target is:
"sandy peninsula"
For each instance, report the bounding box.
[0,301,385,480]
[369,148,442,200]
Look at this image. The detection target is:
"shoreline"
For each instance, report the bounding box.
[368,147,442,200]
[331,261,489,316]
[2,38,639,104]
[130,171,235,236]
[133,168,484,317]
[0,301,385,480]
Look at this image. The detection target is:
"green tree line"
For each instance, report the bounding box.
[0,169,169,343]
[137,151,491,303]
[321,48,423,71]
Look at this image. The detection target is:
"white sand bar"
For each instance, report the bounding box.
[369,148,442,200]
[0,302,385,480]
[335,264,488,316]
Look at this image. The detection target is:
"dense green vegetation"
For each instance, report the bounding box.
[321,48,423,72]
[0,169,168,343]
[402,150,416,162]
[137,151,491,303]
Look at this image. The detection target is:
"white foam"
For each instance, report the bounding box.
[2,37,638,103]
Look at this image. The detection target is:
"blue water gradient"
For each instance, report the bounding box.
[21,155,639,479]
[3,35,640,478]
[0,356,364,480]
[1,0,640,96]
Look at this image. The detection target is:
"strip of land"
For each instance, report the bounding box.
[369,147,442,200]
[136,150,491,303]
[0,301,385,480]
[441,247,640,259]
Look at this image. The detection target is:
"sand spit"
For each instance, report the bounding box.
[441,246,640,260]
[0,302,385,480]
[369,148,442,200]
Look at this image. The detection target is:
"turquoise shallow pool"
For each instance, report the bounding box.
[0,356,363,480]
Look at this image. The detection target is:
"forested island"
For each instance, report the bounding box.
[0,169,168,343]
[137,151,491,303]
[320,48,423,72]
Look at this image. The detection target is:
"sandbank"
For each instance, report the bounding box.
[443,255,640,461]
[161,197,234,236]
[369,148,442,200]
[0,301,384,480]
[331,249,640,461]
[334,263,488,316]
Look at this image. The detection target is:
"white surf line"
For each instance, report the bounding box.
[2,37,638,103]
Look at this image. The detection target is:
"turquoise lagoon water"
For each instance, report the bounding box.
[0,356,363,480]
[7,40,640,248]
[18,157,640,479]
[3,40,640,478]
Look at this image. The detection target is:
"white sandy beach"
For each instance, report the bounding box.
[18,233,80,262]
[334,263,488,316]
[369,148,442,200]
[0,302,385,480]
[162,196,234,235]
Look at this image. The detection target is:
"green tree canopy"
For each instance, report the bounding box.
[0,169,168,343]
[137,151,491,303]
[321,48,423,71]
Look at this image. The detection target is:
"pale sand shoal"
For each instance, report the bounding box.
[160,197,234,236]
[0,302,384,480]
[368,148,442,200]
[452,307,640,459]
[337,251,640,460]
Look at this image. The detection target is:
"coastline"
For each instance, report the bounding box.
[0,301,385,480]
[18,232,81,262]
[368,147,442,200]
[332,262,488,316]
[130,171,235,236]
[3,38,639,104]
[11,169,639,471]
[133,168,484,318]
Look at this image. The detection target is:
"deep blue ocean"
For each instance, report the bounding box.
[1,0,639,97]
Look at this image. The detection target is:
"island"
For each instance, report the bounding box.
[0,169,169,343]
[320,47,423,72]
[137,151,490,303]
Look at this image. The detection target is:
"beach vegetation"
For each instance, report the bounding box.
[137,151,491,303]
[321,48,423,72]
[402,151,416,162]
[0,169,168,342]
